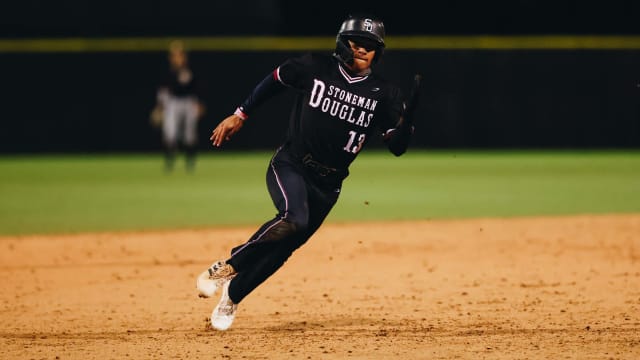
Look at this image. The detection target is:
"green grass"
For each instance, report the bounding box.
[0,150,639,235]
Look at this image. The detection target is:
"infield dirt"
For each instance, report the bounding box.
[1,214,639,359]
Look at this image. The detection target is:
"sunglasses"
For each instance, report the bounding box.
[347,38,378,52]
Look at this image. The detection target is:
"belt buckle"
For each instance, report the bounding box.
[302,153,332,177]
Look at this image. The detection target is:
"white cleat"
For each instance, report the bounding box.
[211,280,238,331]
[196,260,236,298]
[196,271,222,298]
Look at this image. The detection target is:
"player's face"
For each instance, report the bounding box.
[347,38,376,73]
[169,50,187,68]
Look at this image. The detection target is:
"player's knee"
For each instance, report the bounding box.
[286,215,309,235]
[263,219,301,242]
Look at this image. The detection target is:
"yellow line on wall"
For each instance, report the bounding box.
[2,36,640,52]
[389,35,640,49]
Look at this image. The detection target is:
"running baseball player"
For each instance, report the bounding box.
[197,14,418,330]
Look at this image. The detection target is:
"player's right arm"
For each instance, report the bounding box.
[210,114,245,147]
[210,67,289,147]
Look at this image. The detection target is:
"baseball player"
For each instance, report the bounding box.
[197,14,417,331]
[154,40,205,172]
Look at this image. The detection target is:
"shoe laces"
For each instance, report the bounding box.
[208,261,236,279]
[219,299,237,316]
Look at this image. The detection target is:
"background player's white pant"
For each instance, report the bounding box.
[162,96,199,147]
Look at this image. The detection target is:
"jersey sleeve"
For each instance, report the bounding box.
[235,69,286,119]
[275,53,316,90]
[379,85,405,134]
[235,53,317,119]
[381,85,414,156]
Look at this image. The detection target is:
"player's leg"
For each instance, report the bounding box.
[162,98,179,172]
[280,181,341,254]
[204,147,312,330]
[226,148,310,271]
[196,219,291,299]
[197,147,307,298]
[183,98,199,172]
[227,177,341,304]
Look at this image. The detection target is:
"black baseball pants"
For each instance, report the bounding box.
[225,146,341,304]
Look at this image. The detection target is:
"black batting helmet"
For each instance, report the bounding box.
[334,14,385,65]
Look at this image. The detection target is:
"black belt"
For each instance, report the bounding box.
[301,154,338,177]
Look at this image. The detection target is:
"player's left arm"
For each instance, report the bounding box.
[211,69,287,147]
[383,89,414,156]
[383,121,414,156]
[383,74,422,156]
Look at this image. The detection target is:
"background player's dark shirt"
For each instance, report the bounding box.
[277,53,404,171]
[162,68,200,98]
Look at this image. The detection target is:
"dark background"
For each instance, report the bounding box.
[3,1,640,37]
[1,1,639,153]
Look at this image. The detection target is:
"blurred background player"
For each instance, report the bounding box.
[151,40,205,173]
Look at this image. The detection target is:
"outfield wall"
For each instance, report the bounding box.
[2,43,639,153]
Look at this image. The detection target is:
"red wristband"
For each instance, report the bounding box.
[234,107,249,121]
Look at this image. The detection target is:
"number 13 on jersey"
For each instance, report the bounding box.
[343,130,366,154]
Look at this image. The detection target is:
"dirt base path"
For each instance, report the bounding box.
[1,214,639,359]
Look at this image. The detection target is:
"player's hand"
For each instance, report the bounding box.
[210,114,245,147]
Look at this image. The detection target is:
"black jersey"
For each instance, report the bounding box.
[276,53,404,170]
[162,68,200,98]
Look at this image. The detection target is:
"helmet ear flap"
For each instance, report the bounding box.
[333,36,354,65]
[372,45,384,64]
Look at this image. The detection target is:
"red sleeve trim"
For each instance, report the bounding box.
[234,107,249,121]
